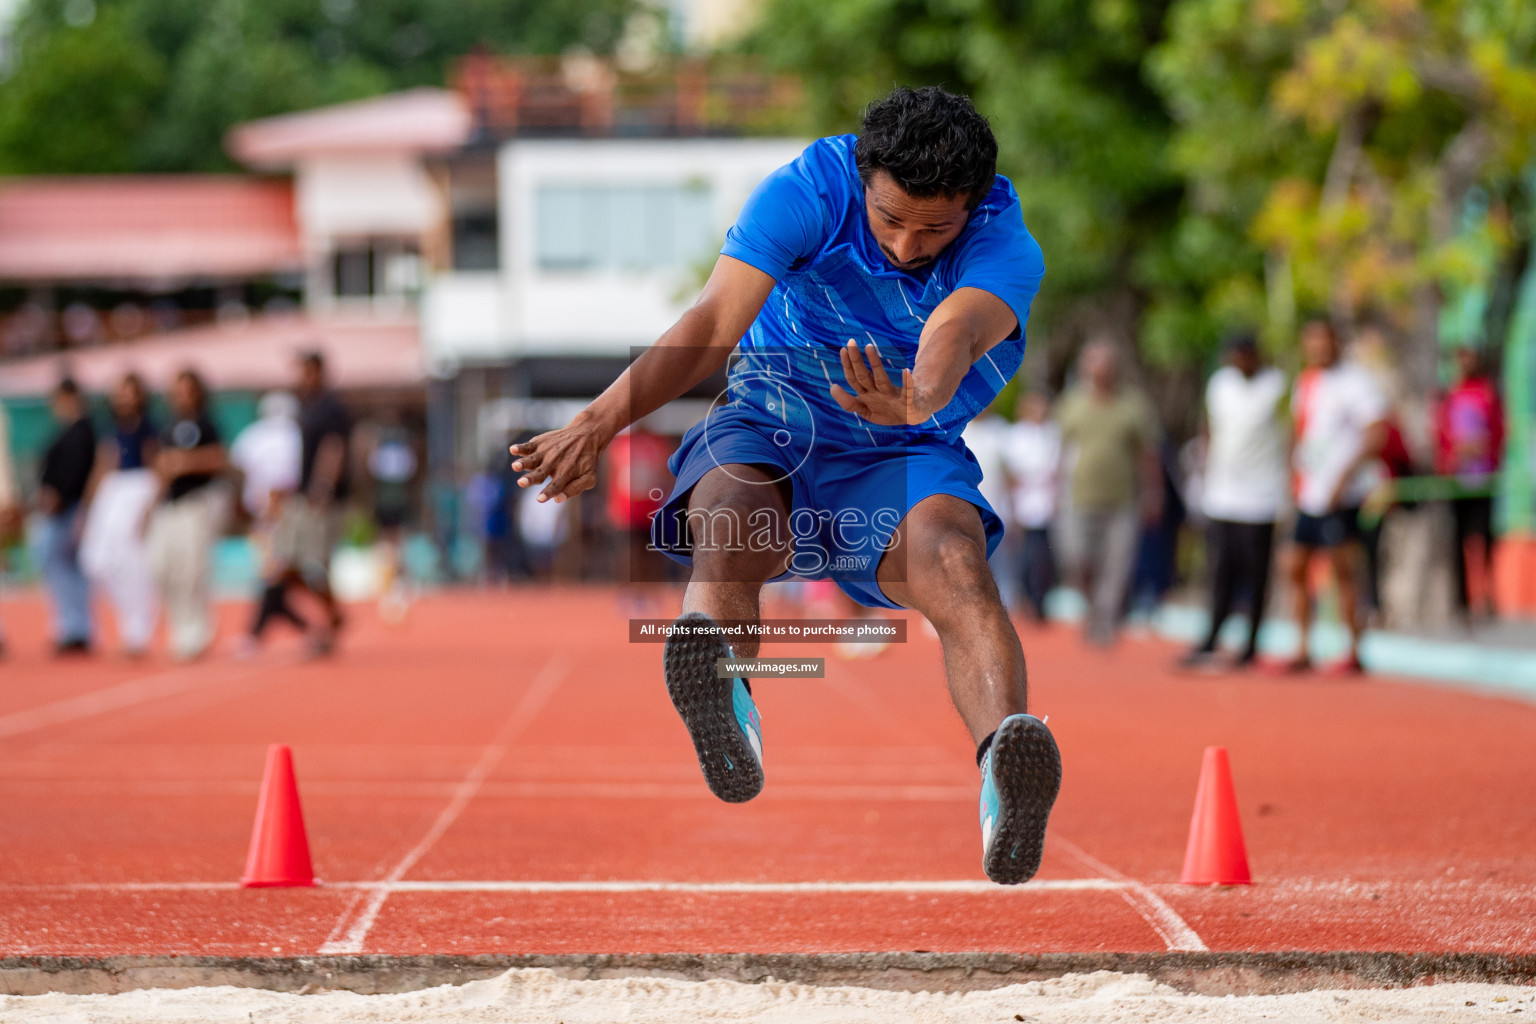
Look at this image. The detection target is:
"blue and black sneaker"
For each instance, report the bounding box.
[663,611,764,803]
[979,713,1061,884]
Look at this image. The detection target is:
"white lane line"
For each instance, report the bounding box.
[371,878,1125,895]
[0,660,290,740]
[8,878,1126,895]
[1053,836,1207,952]
[318,655,571,955]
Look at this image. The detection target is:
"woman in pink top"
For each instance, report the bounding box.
[1436,346,1504,621]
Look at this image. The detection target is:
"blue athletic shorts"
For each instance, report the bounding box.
[650,403,1003,609]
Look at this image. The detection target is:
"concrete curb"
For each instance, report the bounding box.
[1045,590,1536,704]
[2,952,1534,997]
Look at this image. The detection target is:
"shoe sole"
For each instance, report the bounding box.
[983,716,1062,885]
[663,612,763,803]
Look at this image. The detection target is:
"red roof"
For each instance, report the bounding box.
[0,312,422,396]
[228,88,471,168]
[0,176,302,283]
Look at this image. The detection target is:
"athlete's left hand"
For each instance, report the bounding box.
[830,340,937,426]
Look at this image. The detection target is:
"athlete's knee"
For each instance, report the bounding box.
[908,528,996,610]
[686,498,788,582]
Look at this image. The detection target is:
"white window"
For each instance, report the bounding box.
[535,183,714,272]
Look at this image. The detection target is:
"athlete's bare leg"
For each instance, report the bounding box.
[663,463,790,803]
[877,492,1055,885]
[679,464,792,659]
[876,493,1027,744]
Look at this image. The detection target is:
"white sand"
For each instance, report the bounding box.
[1,969,1532,1023]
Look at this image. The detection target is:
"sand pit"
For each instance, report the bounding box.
[1,969,1532,1022]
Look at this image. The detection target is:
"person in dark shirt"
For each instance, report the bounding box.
[299,356,351,504]
[35,378,96,653]
[145,369,228,660]
[267,350,350,654]
[109,373,159,471]
[79,373,161,657]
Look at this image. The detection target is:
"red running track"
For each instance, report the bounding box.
[0,587,1533,957]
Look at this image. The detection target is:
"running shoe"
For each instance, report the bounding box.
[663,611,764,803]
[979,713,1061,885]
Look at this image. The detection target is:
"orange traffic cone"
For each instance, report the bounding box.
[240,744,317,887]
[1179,746,1251,885]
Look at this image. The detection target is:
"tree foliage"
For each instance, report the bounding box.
[4,0,1534,391]
[751,0,1536,390]
[1153,0,1536,389]
[746,0,1191,374]
[0,6,164,173]
[0,0,640,173]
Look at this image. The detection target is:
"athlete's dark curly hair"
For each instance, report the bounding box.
[855,86,997,211]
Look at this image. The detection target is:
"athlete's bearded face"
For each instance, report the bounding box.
[863,170,972,272]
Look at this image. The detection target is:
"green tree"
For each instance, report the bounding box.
[0,6,164,173]
[746,0,1198,383]
[0,0,639,173]
[1152,0,1536,394]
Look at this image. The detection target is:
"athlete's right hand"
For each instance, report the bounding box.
[509,417,610,503]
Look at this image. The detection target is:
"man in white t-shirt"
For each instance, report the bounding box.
[1180,334,1287,670]
[1004,391,1061,622]
[1283,320,1387,673]
[229,391,307,652]
[230,392,302,520]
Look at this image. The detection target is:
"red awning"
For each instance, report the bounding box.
[0,312,422,397]
[0,176,302,283]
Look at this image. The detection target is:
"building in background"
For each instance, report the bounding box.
[424,132,803,469]
[0,90,463,481]
[420,55,801,475]
[0,55,800,568]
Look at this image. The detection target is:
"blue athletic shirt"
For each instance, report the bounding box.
[718,134,1044,448]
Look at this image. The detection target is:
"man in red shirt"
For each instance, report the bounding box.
[605,424,673,586]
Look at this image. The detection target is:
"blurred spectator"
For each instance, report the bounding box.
[1056,341,1163,646]
[466,459,513,582]
[367,415,418,607]
[1128,439,1187,618]
[232,392,301,521]
[429,469,464,581]
[1180,333,1288,671]
[368,417,417,538]
[271,351,350,654]
[229,391,307,651]
[0,401,18,656]
[1003,390,1060,622]
[1282,321,1387,674]
[1361,413,1417,619]
[1436,345,1504,623]
[962,406,1018,609]
[80,374,161,657]
[146,369,227,661]
[2,303,50,356]
[606,422,676,605]
[1345,325,1416,625]
[518,483,568,580]
[34,378,96,655]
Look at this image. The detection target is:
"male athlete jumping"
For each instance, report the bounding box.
[511,86,1060,884]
